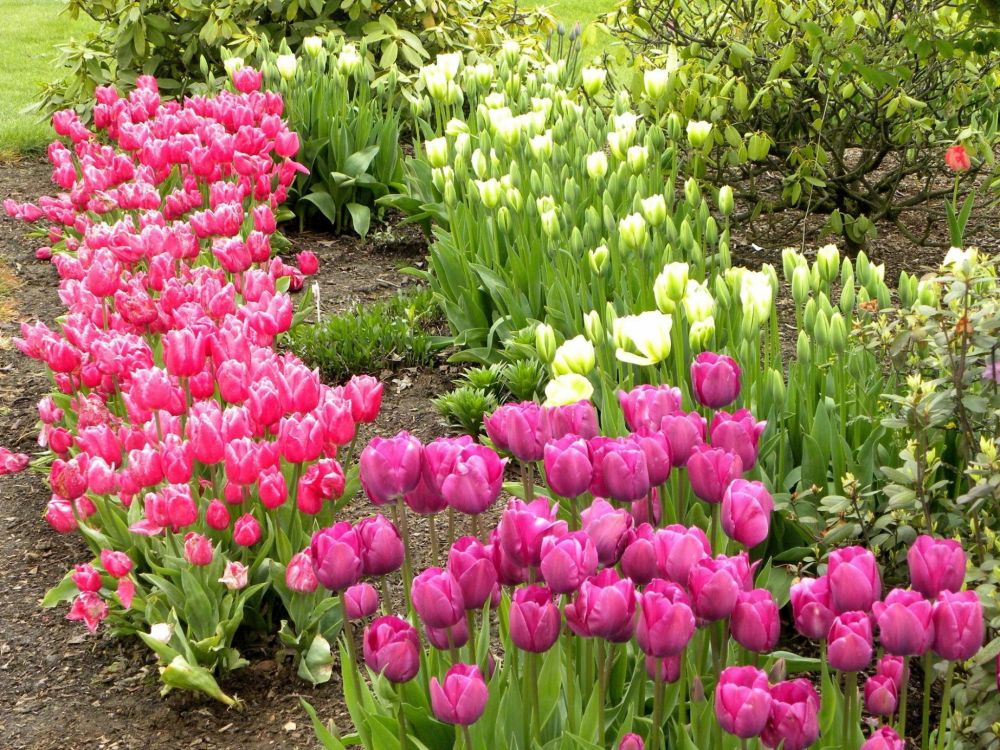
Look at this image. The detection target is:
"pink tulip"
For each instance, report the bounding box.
[564,569,637,642]
[589,437,651,502]
[645,654,682,683]
[286,551,319,593]
[183,532,214,566]
[659,411,707,466]
[789,576,835,641]
[872,588,934,656]
[356,514,404,577]
[827,546,881,613]
[691,352,741,408]
[864,674,897,716]
[540,400,600,443]
[509,585,561,653]
[447,536,498,610]
[258,467,288,509]
[619,733,645,750]
[731,588,780,653]
[45,497,78,533]
[231,66,263,93]
[710,409,766,470]
[688,554,752,622]
[827,611,874,672]
[363,616,420,683]
[760,679,820,750]
[498,497,567,569]
[543,435,593,498]
[162,328,207,378]
[100,550,132,579]
[539,531,598,594]
[206,499,230,530]
[654,524,711,585]
[425,618,469,650]
[861,727,905,750]
[630,430,672,485]
[907,535,966,599]
[117,578,135,609]
[404,474,449,515]
[344,375,383,423]
[233,513,261,546]
[490,527,530,586]
[67,591,109,633]
[344,583,380,619]
[72,563,102,593]
[932,590,984,661]
[441,443,506,515]
[219,561,249,590]
[617,384,682,433]
[359,432,423,505]
[581,498,633,567]
[484,402,545,462]
[715,666,772,739]
[412,567,465,629]
[686,445,743,504]
[876,654,904,691]
[636,581,696,657]
[0,447,30,475]
[309,522,362,592]
[430,663,488,726]
[621,524,658,585]
[721,479,773,547]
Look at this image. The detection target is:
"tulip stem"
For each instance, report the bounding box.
[447,507,456,549]
[652,659,665,750]
[339,591,363,715]
[897,656,909,738]
[565,635,577,734]
[710,503,720,554]
[429,513,439,567]
[396,683,409,750]
[921,653,934,750]
[460,725,474,750]
[597,640,608,745]
[529,650,542,742]
[521,462,535,502]
[935,662,956,750]
[394,499,413,611]
[466,610,477,664]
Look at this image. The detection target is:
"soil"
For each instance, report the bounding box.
[0,155,970,749]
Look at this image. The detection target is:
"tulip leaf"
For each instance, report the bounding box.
[41,574,78,608]
[537,640,563,731]
[347,202,371,238]
[366,715,401,750]
[297,634,334,685]
[160,655,236,706]
[300,699,347,750]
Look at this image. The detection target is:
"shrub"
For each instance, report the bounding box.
[602,0,1000,246]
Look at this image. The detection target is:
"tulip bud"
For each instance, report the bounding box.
[588,244,610,275]
[552,335,595,376]
[816,243,840,283]
[425,137,449,168]
[430,664,488,725]
[535,323,557,363]
[583,309,604,343]
[718,185,734,216]
[586,151,608,179]
[476,178,501,209]
[276,54,298,80]
[827,611,874,672]
[686,120,712,148]
[582,67,607,96]
[627,145,649,173]
[618,213,648,250]
[715,666,772,739]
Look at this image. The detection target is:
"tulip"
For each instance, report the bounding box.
[687,445,743,504]
[645,654,682,683]
[162,328,207,378]
[484,402,545,462]
[67,591,109,633]
[861,726,905,750]
[876,654,905,691]
[540,531,598,594]
[659,411,707,466]
[233,513,261,546]
[359,432,423,505]
[543,374,593,408]
[344,583,380,619]
[864,674,898,716]
[731,589,780,653]
[686,120,712,148]
[543,435,593,498]
[203,500,230,530]
[498,497,567,569]
[540,400,600,443]
[430,664,488,726]
[617,384,682,433]
[363,616,420,683]
[219,561,249,590]
[932,590,984,661]
[286,551,319,593]
[589,437,651,502]
[100,550,132,579]
[630,430,672,486]
[721,479,774,547]
[636,582,696,657]
[614,311,672,366]
[688,554,749,622]
[581,498,633,567]
[715,666,772,739]
[761,679,820,750]
[621,524,658,585]
[654,524,712,585]
[564,569,637,642]
[691,352,741,408]
[789,576,835,641]
[356,514,405,577]
[872,588,934,656]
[827,611,874,672]
[183,532,214,566]
[72,563,102,593]
[710,409,766,470]
[309,523,362,592]
[509,585,561,652]
[552,335,595,376]
[441,443,506,514]
[907,535,966,599]
[447,536,498,610]
[944,144,971,172]
[412,567,465,629]
[344,375,383,423]
[827,546,881,613]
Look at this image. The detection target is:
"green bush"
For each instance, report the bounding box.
[283,288,446,381]
[40,0,555,113]
[603,0,1000,246]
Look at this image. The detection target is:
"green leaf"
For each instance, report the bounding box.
[297,634,334,685]
[302,190,341,225]
[160,655,236,706]
[537,639,563,730]
[42,574,78,607]
[347,203,371,237]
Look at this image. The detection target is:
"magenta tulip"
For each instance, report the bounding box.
[907,535,966,599]
[691,352,741,408]
[509,585,561,653]
[760,679,820,750]
[872,588,934,656]
[100,549,132,579]
[356,514,405,577]
[233,513,261,546]
[344,583,380,619]
[359,431,423,505]
[654,524,711,585]
[731,588,780,653]
[789,576,835,641]
[686,444,743,504]
[688,554,750,622]
[659,411,707,466]
[540,531,598,594]
[430,663,488,726]
[827,546,881,613]
[484,402,545,461]
[344,374,383,423]
[498,497,567,569]
[581,498,633,566]
[721,479,773,547]
[441,443,506,515]
[425,618,469,650]
[876,654,904,691]
[621,524,658,585]
[864,674,898,716]
[363,616,420,683]
[715,666,772,739]
[861,727,905,750]
[710,409,766,470]
[618,384,682,433]
[411,567,465,629]
[932,590,984,661]
[183,532,213,566]
[619,733,645,750]
[630,430,672,486]
[72,563,102,593]
[636,583,696,657]
[543,435,593,498]
[589,437,651,502]
[309,522,362,592]
[827,611,874,672]
[645,653,682,683]
[447,536,498,610]
[564,569,637,642]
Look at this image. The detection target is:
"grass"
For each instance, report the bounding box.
[528,0,617,61]
[0,0,95,157]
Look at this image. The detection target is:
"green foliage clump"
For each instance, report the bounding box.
[284,288,445,382]
[433,358,547,436]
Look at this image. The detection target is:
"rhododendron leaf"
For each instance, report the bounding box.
[301,698,347,750]
[297,634,333,685]
[302,190,340,225]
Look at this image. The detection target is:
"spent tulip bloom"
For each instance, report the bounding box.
[412,567,465,629]
[932,590,984,661]
[761,679,820,750]
[539,531,598,594]
[509,585,561,653]
[907,535,966,599]
[715,666,772,739]
[827,546,881,613]
[872,588,935,656]
[731,589,780,653]
[691,352,741,408]
[789,576,835,641]
[565,568,637,642]
[430,664,488,726]
[721,479,774,547]
[359,432,423,505]
[827,611,874,672]
[363,616,420,683]
[686,445,743,504]
[309,522,362,592]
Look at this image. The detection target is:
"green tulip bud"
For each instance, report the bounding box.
[718,185,734,216]
[654,262,689,313]
[704,217,718,247]
[686,120,712,148]
[804,297,818,332]
[497,206,511,232]
[667,113,683,141]
[584,310,604,343]
[791,266,810,307]
[643,68,670,100]
[552,335,596,376]
[471,149,488,179]
[224,57,245,76]
[839,283,856,316]
[535,323,557,363]
[683,278,715,322]
[796,329,812,366]
[627,145,649,173]
[813,311,830,349]
[541,209,560,238]
[684,177,702,208]
[431,166,453,193]
[476,178,501,209]
[640,194,667,227]
[425,137,449,168]
[829,312,847,354]
[474,62,494,87]
[504,186,523,213]
[817,292,834,320]
[917,279,939,307]
[689,317,716,352]
[781,247,804,281]
[276,54,298,80]
[337,44,362,76]
[302,36,323,57]
[679,219,695,251]
[764,367,786,411]
[529,130,553,160]
[582,67,607,96]
[618,213,648,250]
[586,151,608,179]
[816,243,839,284]
[589,245,610,275]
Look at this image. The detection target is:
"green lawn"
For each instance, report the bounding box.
[529,0,617,61]
[0,0,95,156]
